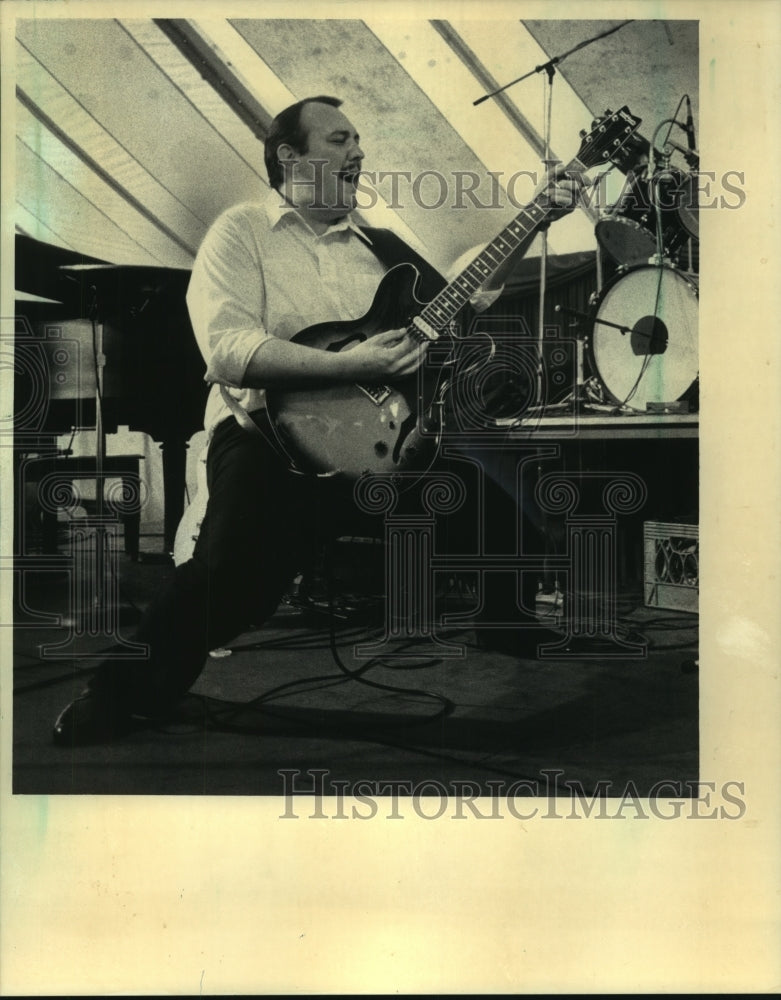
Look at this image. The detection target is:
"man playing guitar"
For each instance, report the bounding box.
[53,96,583,745]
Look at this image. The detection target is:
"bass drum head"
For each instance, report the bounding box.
[590,265,698,409]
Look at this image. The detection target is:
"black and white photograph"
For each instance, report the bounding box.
[1,1,778,994]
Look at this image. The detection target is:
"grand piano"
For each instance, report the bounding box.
[14,234,209,554]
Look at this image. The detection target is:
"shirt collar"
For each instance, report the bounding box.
[265,188,373,244]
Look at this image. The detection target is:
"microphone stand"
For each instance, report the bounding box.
[90,289,106,526]
[537,66,554,408]
[473,21,636,108]
[88,285,110,626]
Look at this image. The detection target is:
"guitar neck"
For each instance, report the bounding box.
[417,156,586,333]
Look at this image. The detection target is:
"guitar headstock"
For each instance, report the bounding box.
[607,129,651,175]
[575,106,643,172]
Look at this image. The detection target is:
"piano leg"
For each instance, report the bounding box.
[160,436,187,555]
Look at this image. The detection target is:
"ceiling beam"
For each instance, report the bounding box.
[153,19,272,142]
[430,19,546,158]
[16,85,197,261]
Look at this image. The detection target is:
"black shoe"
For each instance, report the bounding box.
[52,689,133,747]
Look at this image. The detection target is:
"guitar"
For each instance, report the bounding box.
[264,107,642,481]
[172,445,207,566]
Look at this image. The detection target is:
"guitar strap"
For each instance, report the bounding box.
[358,226,480,340]
[358,226,447,304]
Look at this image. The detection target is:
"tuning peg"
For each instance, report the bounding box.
[579,129,588,139]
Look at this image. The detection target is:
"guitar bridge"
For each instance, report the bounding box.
[356,383,393,405]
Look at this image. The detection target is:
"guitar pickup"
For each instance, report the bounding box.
[356,383,393,405]
[411,316,440,342]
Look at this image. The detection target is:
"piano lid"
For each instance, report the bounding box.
[15,290,63,305]
[57,262,192,303]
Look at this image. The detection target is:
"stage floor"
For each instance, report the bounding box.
[12,533,699,799]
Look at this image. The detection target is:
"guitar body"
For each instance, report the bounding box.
[266,263,444,479]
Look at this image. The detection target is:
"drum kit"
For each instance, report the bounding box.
[580,113,700,411]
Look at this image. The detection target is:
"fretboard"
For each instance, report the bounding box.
[416,157,584,332]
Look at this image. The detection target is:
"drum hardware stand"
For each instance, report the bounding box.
[556,302,637,339]
[649,106,699,265]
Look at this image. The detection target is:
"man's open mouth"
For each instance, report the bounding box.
[338,168,361,187]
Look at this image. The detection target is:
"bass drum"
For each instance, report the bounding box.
[589,264,698,409]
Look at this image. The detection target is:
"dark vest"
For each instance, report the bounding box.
[359,226,481,336]
[358,226,447,307]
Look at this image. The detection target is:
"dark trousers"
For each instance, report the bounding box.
[88,415,545,714]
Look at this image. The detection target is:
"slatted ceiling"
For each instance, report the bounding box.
[16,19,166,165]
[17,39,207,260]
[16,18,264,245]
[364,17,557,263]
[183,18,287,123]
[104,20,268,226]
[15,202,77,255]
[16,95,196,267]
[121,20,271,181]
[16,137,164,266]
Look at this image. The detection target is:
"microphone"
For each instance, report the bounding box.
[664,138,699,168]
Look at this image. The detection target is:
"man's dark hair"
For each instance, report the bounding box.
[264,95,343,190]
